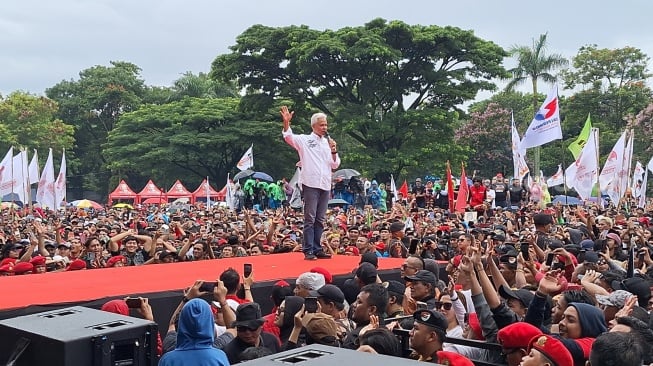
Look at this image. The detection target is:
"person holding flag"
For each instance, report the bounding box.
[281,106,340,261]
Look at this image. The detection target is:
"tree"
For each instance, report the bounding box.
[168,72,238,101]
[103,97,296,189]
[0,92,75,153]
[211,19,507,180]
[505,33,569,176]
[46,61,147,196]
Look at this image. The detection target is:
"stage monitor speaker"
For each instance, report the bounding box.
[0,306,157,366]
[240,344,426,366]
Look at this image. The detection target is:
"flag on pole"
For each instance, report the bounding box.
[398,180,408,201]
[390,175,399,202]
[632,161,645,201]
[226,174,235,210]
[36,148,56,209]
[54,150,66,207]
[599,131,628,204]
[568,114,592,160]
[11,151,28,203]
[546,165,565,187]
[511,114,530,181]
[519,83,562,149]
[0,147,14,196]
[28,149,39,185]
[446,161,455,210]
[565,128,599,199]
[641,156,653,208]
[619,132,634,200]
[455,163,469,213]
[236,144,254,171]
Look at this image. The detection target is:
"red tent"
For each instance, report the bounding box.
[108,180,139,204]
[137,180,166,204]
[192,179,224,203]
[167,180,193,203]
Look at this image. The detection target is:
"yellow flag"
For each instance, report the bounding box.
[568,114,592,159]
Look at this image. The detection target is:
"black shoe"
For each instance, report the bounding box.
[304,254,317,260]
[315,251,332,259]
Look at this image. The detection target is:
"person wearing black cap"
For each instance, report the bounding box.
[388,221,408,258]
[384,280,406,318]
[409,309,448,362]
[405,270,438,309]
[222,303,280,364]
[312,284,350,343]
[533,213,554,250]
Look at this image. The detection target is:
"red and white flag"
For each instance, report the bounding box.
[390,175,399,202]
[36,148,56,209]
[546,165,565,187]
[566,128,599,199]
[512,114,530,180]
[236,144,254,171]
[54,150,66,207]
[519,84,562,149]
[11,150,28,203]
[28,149,39,184]
[0,147,14,196]
[599,130,631,204]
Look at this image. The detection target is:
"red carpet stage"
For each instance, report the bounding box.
[0,253,405,311]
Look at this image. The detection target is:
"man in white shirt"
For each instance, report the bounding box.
[281,106,341,260]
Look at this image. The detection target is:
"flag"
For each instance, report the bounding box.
[36,148,56,209]
[398,180,408,201]
[225,174,235,210]
[54,150,66,207]
[0,147,14,196]
[236,144,254,171]
[565,128,599,199]
[546,165,564,187]
[511,114,530,181]
[568,114,592,160]
[599,131,628,204]
[11,151,28,203]
[632,161,645,200]
[641,156,653,208]
[28,149,39,184]
[519,83,562,149]
[619,132,634,200]
[455,163,469,213]
[390,175,399,202]
[446,161,455,210]
[289,167,302,209]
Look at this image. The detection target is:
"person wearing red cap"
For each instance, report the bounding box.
[66,259,87,271]
[105,255,127,268]
[29,256,47,274]
[497,322,543,366]
[437,350,475,366]
[0,264,14,276]
[521,334,573,366]
[13,262,34,275]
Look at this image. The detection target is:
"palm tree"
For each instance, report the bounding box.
[505,33,568,176]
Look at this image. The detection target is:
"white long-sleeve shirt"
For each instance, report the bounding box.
[283,128,340,191]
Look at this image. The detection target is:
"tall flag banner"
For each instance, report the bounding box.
[28,149,39,184]
[236,144,254,171]
[565,128,599,199]
[568,114,592,160]
[36,148,56,209]
[519,83,562,149]
[0,147,15,196]
[511,114,530,180]
[599,130,627,204]
[618,132,634,200]
[546,165,565,187]
[632,161,645,202]
[54,150,66,207]
[398,180,408,200]
[11,151,28,203]
[225,175,236,210]
[288,167,302,209]
[642,156,653,208]
[455,163,469,213]
[390,175,399,202]
[446,161,455,210]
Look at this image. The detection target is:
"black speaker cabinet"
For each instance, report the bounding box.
[0,306,157,366]
[240,344,425,366]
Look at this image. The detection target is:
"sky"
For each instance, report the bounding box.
[1,0,652,98]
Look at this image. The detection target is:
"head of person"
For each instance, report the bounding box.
[415,178,422,187]
[274,296,305,332]
[558,302,607,339]
[350,283,388,325]
[270,280,292,309]
[589,331,643,366]
[499,285,534,319]
[238,346,273,363]
[497,322,543,366]
[400,255,424,278]
[611,316,653,364]
[219,268,241,295]
[409,309,447,357]
[596,290,632,323]
[552,290,596,324]
[436,293,456,326]
[357,328,402,357]
[355,262,378,287]
[611,276,652,308]
[404,270,436,302]
[310,112,328,137]
[313,284,345,316]
[294,272,325,298]
[221,246,233,258]
[389,221,405,238]
[384,280,405,314]
[84,237,102,253]
[101,299,129,316]
[233,303,265,346]
[122,235,139,253]
[177,298,216,349]
[521,334,574,366]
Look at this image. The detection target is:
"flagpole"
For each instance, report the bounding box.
[594,128,601,206]
[207,176,211,208]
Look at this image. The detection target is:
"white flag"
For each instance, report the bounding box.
[11,151,28,203]
[0,147,14,197]
[546,165,565,187]
[54,150,66,207]
[636,158,652,208]
[28,149,39,184]
[390,174,398,203]
[236,145,254,171]
[599,131,627,204]
[519,84,562,149]
[36,148,56,209]
[512,115,530,181]
[566,128,599,199]
[226,174,235,211]
[289,167,302,209]
[632,161,645,200]
[619,133,634,199]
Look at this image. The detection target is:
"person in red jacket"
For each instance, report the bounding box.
[469,178,487,214]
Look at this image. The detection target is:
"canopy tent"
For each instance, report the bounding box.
[192,179,224,202]
[166,180,193,203]
[137,180,166,204]
[108,180,139,204]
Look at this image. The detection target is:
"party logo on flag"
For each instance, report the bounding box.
[535,98,558,121]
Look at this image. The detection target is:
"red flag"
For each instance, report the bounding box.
[455,162,469,213]
[399,180,408,200]
[446,161,455,210]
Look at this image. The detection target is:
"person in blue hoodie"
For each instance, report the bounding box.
[159,298,230,366]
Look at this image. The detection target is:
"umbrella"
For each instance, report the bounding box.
[233,169,254,181]
[172,197,190,204]
[70,199,104,210]
[333,169,361,180]
[551,195,582,205]
[233,169,274,182]
[113,203,134,209]
[328,198,349,207]
[142,197,167,204]
[0,202,19,209]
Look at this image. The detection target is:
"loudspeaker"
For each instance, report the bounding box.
[0,306,157,366]
[240,344,420,366]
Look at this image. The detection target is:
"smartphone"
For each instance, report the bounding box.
[520,243,530,261]
[408,238,419,255]
[243,263,253,278]
[416,301,428,310]
[305,297,318,313]
[545,253,555,267]
[639,250,645,263]
[125,297,143,308]
[199,281,217,293]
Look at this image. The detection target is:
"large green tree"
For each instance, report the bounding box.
[103,97,296,189]
[46,61,147,197]
[211,18,507,181]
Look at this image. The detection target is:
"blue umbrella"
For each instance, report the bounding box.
[251,171,273,182]
[552,195,582,205]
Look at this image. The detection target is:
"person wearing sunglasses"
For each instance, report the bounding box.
[437,288,473,355]
[222,303,280,364]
